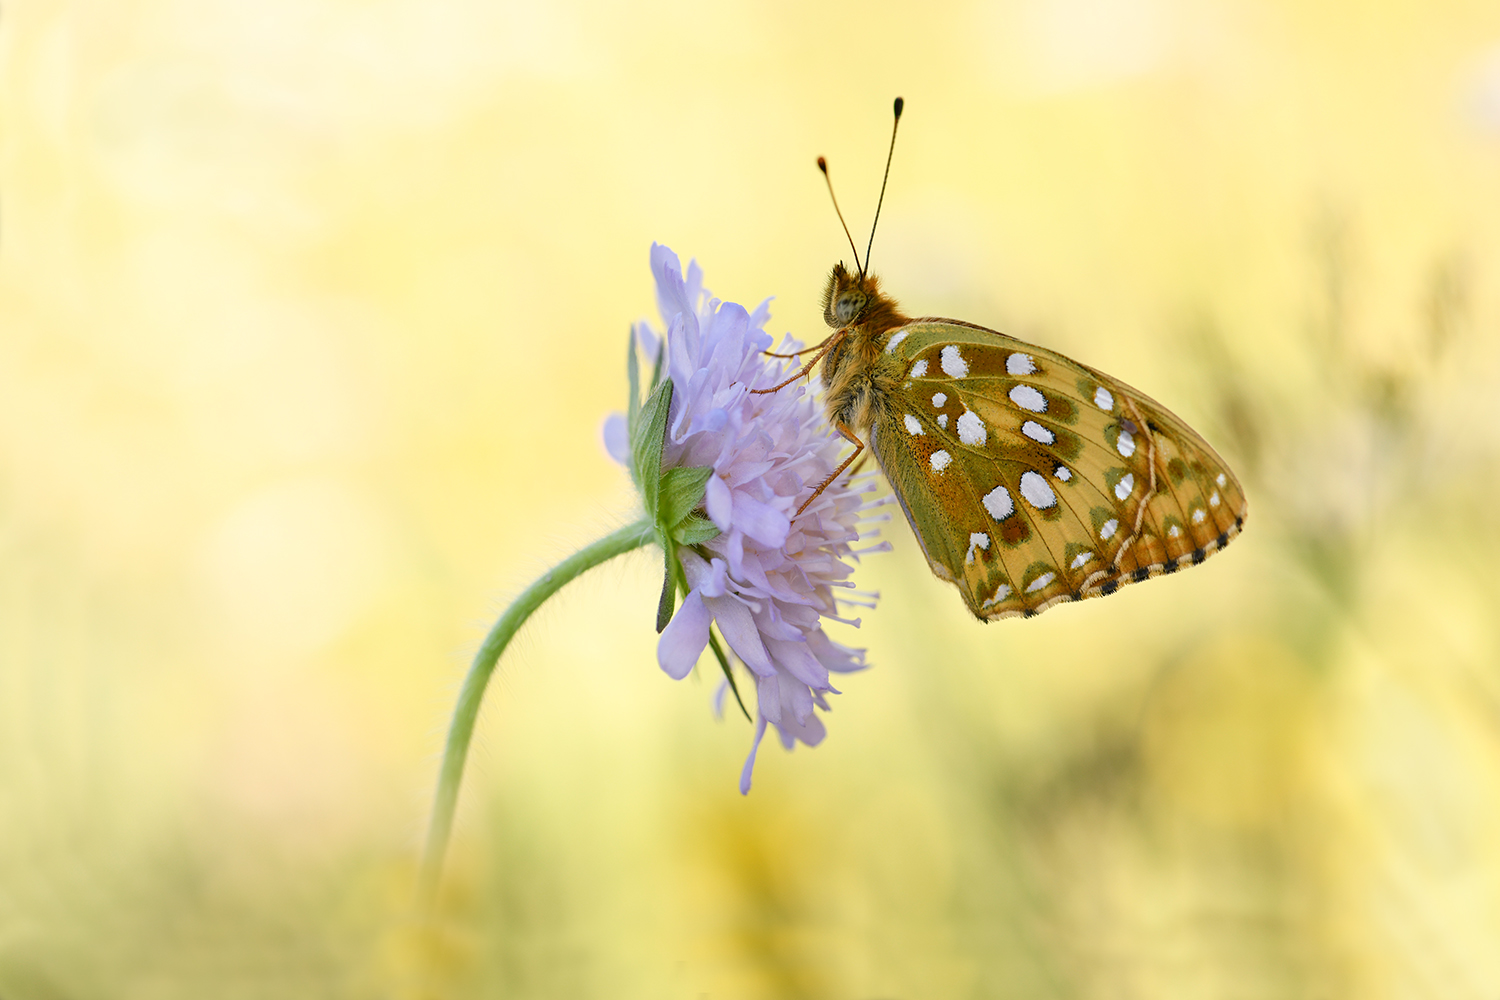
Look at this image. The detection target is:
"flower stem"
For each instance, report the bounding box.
[417,519,656,910]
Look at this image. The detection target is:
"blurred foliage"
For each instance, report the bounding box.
[5,0,1500,998]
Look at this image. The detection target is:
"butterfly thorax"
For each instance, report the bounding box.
[819,264,910,431]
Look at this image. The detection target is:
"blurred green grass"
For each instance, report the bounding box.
[5,0,1500,997]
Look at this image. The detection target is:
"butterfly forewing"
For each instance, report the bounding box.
[874,320,1246,620]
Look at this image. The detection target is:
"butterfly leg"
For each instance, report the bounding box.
[763,334,832,359]
[795,421,865,516]
[750,333,842,395]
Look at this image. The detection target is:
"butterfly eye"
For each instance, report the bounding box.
[835,291,867,325]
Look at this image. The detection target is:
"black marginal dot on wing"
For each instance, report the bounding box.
[1191,548,1207,565]
[1160,560,1179,574]
[1216,531,1229,548]
[1023,609,1037,619]
[1132,567,1151,583]
[1100,579,1120,596]
[1235,516,1244,531]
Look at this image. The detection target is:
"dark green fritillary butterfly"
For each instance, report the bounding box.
[761,97,1246,621]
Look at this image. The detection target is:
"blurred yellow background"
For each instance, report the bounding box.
[5,0,1500,996]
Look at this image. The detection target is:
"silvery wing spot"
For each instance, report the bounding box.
[872,319,1247,620]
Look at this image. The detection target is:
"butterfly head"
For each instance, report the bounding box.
[822,263,878,328]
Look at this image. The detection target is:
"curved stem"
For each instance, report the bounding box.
[417,519,656,910]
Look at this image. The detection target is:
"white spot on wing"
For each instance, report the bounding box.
[1009,385,1047,412]
[1022,420,1055,445]
[1168,524,1181,538]
[1116,428,1135,457]
[937,414,948,428]
[1094,386,1114,410]
[940,345,969,377]
[1114,473,1134,501]
[982,583,1012,607]
[1070,551,1093,570]
[1192,507,1206,524]
[1007,353,1036,375]
[903,414,923,436]
[884,330,909,354]
[957,409,987,446]
[910,359,928,377]
[1216,472,1227,487]
[1100,518,1118,540]
[1209,491,1221,507]
[965,532,991,564]
[1055,465,1071,481]
[1026,571,1056,593]
[931,392,947,408]
[1020,470,1057,509]
[930,450,952,473]
[982,484,1014,521]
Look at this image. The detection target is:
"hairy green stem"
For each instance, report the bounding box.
[417,519,655,910]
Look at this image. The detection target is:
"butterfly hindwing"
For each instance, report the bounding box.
[871,319,1246,620]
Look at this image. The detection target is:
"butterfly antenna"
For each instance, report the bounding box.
[864,96,904,275]
[818,157,863,275]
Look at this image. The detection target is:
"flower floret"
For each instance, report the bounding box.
[621,243,886,793]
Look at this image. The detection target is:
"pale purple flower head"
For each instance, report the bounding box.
[605,244,888,793]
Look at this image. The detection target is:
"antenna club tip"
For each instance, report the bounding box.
[893,96,904,117]
[817,156,828,173]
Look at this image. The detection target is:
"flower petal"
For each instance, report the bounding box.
[678,548,711,589]
[705,594,773,675]
[747,297,773,333]
[739,714,769,795]
[705,475,732,532]
[786,675,815,726]
[808,629,868,674]
[701,557,729,599]
[602,412,629,466]
[657,589,711,680]
[651,244,691,331]
[766,637,829,690]
[633,320,660,364]
[731,491,791,548]
[756,673,781,724]
[723,528,746,580]
[774,708,826,750]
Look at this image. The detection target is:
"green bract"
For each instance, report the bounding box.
[626,332,721,626]
[622,333,745,717]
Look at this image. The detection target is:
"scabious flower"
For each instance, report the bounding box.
[605,244,888,793]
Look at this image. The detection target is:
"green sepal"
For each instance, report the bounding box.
[708,628,752,722]
[631,374,723,552]
[629,342,724,637]
[659,466,714,528]
[632,378,672,518]
[626,328,642,437]
[655,546,677,633]
[673,515,721,546]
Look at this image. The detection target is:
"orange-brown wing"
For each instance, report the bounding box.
[869,319,1246,620]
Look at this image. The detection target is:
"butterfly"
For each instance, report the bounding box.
[757,97,1246,621]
